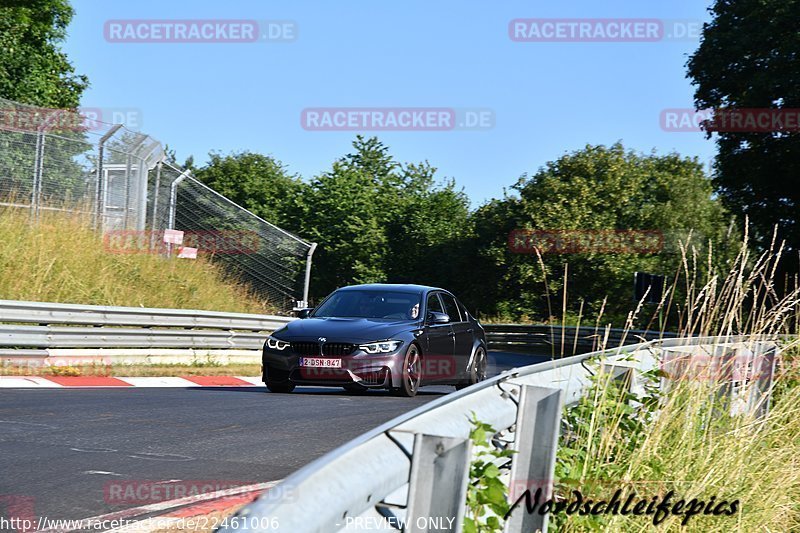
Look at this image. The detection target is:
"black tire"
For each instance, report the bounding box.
[266,380,295,393]
[456,346,487,391]
[391,343,422,397]
[265,367,295,393]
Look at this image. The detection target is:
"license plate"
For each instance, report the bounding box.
[299,357,342,368]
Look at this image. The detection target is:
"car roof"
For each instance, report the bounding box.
[336,283,445,295]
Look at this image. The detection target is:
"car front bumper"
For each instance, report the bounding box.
[262,350,404,389]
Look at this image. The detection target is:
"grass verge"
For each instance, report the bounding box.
[0,206,270,313]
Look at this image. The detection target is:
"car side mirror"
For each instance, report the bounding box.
[427,311,450,325]
[297,308,314,319]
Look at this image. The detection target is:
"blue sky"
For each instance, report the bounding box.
[63,0,715,207]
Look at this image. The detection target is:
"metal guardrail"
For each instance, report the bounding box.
[483,323,677,353]
[0,299,293,351]
[218,335,781,533]
[0,300,673,354]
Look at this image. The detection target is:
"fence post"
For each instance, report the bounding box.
[29,110,70,223]
[137,139,162,231]
[405,433,471,533]
[30,130,43,223]
[149,159,163,250]
[166,169,191,254]
[94,124,123,230]
[302,242,318,307]
[506,385,563,533]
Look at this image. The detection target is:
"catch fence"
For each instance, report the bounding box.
[0,97,315,310]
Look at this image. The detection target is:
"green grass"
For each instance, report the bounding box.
[0,207,271,313]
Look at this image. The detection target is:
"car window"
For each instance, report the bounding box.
[457,299,471,320]
[313,289,421,319]
[440,293,462,322]
[426,293,445,317]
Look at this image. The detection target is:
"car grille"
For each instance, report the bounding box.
[322,343,356,356]
[290,342,356,356]
[291,342,320,356]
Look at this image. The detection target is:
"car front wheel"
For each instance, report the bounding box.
[265,367,295,393]
[391,344,421,397]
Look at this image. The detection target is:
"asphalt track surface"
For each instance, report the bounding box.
[0,351,550,522]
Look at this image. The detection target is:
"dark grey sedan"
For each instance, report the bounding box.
[262,284,487,396]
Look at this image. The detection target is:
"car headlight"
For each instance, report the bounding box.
[358,340,403,354]
[266,336,290,351]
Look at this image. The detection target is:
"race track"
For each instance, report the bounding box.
[0,351,549,522]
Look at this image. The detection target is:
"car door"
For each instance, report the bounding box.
[440,292,473,380]
[422,292,455,384]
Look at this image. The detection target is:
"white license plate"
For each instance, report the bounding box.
[299,357,342,368]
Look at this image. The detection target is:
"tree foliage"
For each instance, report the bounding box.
[453,144,737,322]
[0,0,88,108]
[297,136,471,296]
[193,151,308,231]
[190,139,734,326]
[687,0,800,251]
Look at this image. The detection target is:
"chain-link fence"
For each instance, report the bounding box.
[0,97,316,311]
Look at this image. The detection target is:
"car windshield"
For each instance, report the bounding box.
[312,290,421,319]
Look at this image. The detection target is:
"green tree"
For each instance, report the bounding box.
[193,151,308,232]
[687,0,800,252]
[384,162,471,287]
[0,0,90,208]
[463,144,737,323]
[299,137,472,298]
[300,158,389,294]
[0,0,88,108]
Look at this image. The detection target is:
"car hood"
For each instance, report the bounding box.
[273,317,419,343]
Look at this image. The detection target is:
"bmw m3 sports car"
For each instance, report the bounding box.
[262,284,487,396]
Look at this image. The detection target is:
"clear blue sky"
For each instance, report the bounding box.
[63,0,715,206]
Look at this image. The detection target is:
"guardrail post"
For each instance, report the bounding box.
[405,433,471,533]
[506,385,563,533]
[749,344,777,419]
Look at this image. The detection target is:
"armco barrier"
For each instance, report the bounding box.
[0,300,671,355]
[483,323,677,353]
[0,299,292,354]
[217,335,782,533]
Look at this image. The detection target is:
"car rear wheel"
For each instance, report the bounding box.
[391,344,421,397]
[456,346,487,391]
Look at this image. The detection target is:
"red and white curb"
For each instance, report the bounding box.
[41,481,279,532]
[0,376,264,388]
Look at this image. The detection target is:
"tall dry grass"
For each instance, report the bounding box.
[551,229,800,531]
[0,206,271,313]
